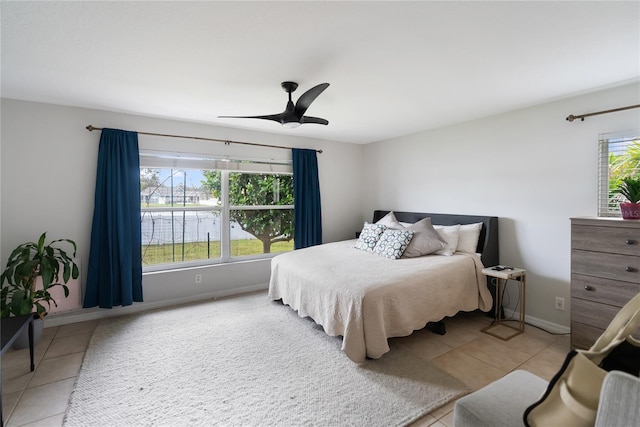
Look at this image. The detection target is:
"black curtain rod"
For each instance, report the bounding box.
[85,125,323,154]
[565,104,640,122]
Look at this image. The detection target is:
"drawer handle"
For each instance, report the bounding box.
[584,285,595,291]
[626,239,638,245]
[626,266,637,272]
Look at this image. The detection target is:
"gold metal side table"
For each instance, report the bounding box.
[481,266,526,341]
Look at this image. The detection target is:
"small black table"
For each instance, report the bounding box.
[1,314,35,427]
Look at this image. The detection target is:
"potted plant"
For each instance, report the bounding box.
[1,232,79,347]
[617,177,640,219]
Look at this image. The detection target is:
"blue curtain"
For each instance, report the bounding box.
[292,148,322,249]
[84,129,143,308]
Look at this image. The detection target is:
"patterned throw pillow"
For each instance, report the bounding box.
[373,229,415,259]
[354,223,387,252]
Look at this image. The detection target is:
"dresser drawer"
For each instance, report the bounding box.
[571,250,640,284]
[572,298,640,334]
[572,224,640,256]
[572,321,640,350]
[571,274,640,306]
[571,321,604,349]
[571,298,623,330]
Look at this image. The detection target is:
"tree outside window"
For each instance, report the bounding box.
[201,171,293,254]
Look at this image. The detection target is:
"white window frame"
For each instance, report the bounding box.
[140,151,293,272]
[598,130,640,217]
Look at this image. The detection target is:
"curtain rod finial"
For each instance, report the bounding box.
[86,125,95,131]
[566,115,576,122]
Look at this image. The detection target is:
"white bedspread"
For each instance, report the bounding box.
[268,239,493,363]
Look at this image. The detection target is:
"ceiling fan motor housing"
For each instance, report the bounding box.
[281,81,298,93]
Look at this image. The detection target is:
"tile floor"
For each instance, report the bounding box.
[1,306,569,427]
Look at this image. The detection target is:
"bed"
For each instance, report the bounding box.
[268,210,499,363]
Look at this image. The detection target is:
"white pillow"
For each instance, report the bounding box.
[401,217,446,258]
[375,211,403,229]
[354,223,386,253]
[373,229,414,259]
[433,224,461,256]
[457,222,483,254]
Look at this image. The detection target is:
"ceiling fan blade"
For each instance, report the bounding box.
[294,83,330,118]
[219,82,330,127]
[218,114,284,124]
[301,116,329,125]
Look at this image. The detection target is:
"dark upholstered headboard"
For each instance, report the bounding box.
[372,210,499,267]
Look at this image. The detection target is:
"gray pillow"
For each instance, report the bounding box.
[402,217,447,258]
[375,211,403,229]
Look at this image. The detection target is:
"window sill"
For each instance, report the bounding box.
[142,255,276,275]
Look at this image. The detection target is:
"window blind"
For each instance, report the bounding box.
[139,150,292,174]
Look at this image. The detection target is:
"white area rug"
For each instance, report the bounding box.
[64,292,468,427]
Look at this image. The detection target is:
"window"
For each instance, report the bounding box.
[140,153,294,270]
[598,131,640,216]
[226,172,294,257]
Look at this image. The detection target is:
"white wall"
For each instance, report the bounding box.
[0,99,365,324]
[4,83,639,330]
[363,82,640,331]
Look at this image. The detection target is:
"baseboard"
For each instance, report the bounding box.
[45,285,573,335]
[509,310,570,335]
[44,283,269,328]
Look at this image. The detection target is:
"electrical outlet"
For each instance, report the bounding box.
[555,297,565,311]
[195,274,202,284]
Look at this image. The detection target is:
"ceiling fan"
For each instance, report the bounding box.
[219,81,330,128]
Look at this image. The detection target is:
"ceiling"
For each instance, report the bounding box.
[2,1,639,145]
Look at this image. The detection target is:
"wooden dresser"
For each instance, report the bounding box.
[570,217,640,349]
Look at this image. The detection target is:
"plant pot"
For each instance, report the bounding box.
[12,316,44,350]
[620,203,640,220]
